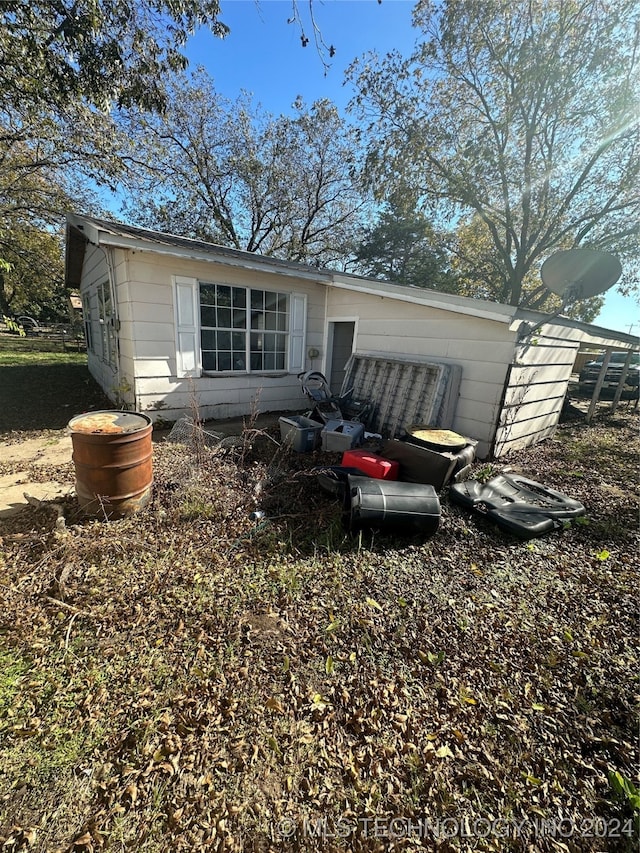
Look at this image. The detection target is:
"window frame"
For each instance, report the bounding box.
[173,275,307,379]
[199,281,290,376]
[96,281,117,368]
[82,293,94,354]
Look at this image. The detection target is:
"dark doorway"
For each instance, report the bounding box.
[329,321,355,393]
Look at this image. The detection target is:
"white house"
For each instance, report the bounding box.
[65,214,638,458]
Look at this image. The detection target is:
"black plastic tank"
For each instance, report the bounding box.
[347,475,440,537]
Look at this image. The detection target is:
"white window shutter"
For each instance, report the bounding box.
[288,293,307,373]
[174,276,200,377]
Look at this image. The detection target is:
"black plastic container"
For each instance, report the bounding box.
[449,474,585,539]
[315,465,371,498]
[449,443,477,475]
[381,438,477,490]
[347,475,440,537]
[381,439,455,489]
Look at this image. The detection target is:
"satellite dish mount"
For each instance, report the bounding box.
[519,248,622,339]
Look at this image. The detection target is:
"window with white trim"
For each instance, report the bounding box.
[97,280,116,367]
[82,293,94,353]
[173,276,306,378]
[199,282,290,373]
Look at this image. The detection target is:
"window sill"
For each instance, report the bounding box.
[201,371,290,379]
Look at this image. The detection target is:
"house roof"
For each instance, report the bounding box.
[66,213,639,349]
[65,213,519,324]
[65,213,333,287]
[329,273,518,324]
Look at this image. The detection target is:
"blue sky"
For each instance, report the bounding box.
[178,0,639,335]
[187,0,417,114]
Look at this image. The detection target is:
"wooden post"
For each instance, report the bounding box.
[585,348,613,423]
[610,350,635,414]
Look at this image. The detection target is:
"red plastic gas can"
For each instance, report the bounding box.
[341,449,399,480]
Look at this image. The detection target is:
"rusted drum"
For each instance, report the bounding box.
[68,411,153,518]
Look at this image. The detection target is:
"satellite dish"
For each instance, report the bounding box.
[541,249,622,305]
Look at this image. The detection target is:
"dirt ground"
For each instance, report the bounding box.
[0,355,289,516]
[0,360,107,516]
[0,435,74,518]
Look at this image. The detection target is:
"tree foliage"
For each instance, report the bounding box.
[0,0,227,115]
[0,1,352,317]
[354,199,456,291]
[0,0,227,318]
[349,0,640,307]
[118,70,368,266]
[0,111,108,320]
[0,134,64,318]
[0,225,66,320]
[452,215,604,322]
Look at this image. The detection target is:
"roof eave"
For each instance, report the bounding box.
[327,276,518,324]
[66,213,332,284]
[513,306,640,348]
[98,232,333,282]
[64,221,88,291]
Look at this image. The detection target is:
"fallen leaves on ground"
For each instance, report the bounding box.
[0,410,638,852]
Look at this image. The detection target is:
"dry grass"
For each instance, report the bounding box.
[0,404,638,852]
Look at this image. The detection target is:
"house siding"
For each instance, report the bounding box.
[78,244,121,401]
[325,287,515,457]
[493,323,581,456]
[114,250,326,422]
[71,216,637,464]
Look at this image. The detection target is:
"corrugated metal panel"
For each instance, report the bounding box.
[340,353,462,438]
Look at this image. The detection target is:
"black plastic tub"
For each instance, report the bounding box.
[347,475,440,537]
[315,465,370,498]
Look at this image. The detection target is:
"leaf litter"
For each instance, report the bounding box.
[0,410,638,852]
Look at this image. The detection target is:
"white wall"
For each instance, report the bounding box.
[324,287,516,457]
[83,244,573,460]
[493,322,581,456]
[118,250,327,422]
[79,244,120,403]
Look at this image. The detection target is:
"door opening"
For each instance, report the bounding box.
[329,321,355,393]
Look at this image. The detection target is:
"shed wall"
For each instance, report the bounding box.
[120,250,326,421]
[493,323,581,456]
[325,287,516,457]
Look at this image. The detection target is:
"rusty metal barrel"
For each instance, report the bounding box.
[68,411,153,518]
